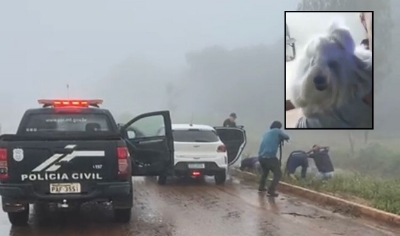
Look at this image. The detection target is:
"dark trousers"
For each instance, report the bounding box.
[258,157,282,193]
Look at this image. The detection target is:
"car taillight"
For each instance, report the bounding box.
[192,171,201,177]
[0,148,8,181]
[117,146,130,179]
[217,145,226,153]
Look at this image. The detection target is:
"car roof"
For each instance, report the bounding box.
[171,124,215,131]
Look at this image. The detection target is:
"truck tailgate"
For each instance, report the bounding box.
[6,140,118,184]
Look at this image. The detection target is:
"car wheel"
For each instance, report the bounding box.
[114,208,131,223]
[8,206,29,226]
[157,175,167,185]
[214,172,226,185]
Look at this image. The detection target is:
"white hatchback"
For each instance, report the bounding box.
[167,124,247,184]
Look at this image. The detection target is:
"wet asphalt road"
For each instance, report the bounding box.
[2,177,399,236]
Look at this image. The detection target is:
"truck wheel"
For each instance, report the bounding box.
[8,207,29,226]
[214,172,226,185]
[114,208,131,223]
[157,175,167,185]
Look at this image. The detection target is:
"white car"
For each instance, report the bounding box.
[166,124,247,184]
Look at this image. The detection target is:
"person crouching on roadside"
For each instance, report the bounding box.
[307,145,334,180]
[285,150,309,180]
[257,121,290,197]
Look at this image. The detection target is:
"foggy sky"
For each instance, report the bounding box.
[0,0,299,133]
[0,0,399,156]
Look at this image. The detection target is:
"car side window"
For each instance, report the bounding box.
[127,115,165,138]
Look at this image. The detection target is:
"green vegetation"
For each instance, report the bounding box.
[242,143,400,215]
[283,173,400,215]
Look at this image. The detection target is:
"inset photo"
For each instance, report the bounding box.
[285,11,373,129]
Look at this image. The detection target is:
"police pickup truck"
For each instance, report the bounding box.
[0,99,174,226]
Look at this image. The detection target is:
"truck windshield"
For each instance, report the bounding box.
[23,113,112,133]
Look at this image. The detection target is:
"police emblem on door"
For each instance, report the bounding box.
[13,149,24,162]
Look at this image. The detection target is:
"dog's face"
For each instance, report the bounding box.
[289,20,372,116]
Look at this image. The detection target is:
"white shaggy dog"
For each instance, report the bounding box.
[288,19,372,128]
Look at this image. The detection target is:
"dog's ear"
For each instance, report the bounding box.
[328,19,355,53]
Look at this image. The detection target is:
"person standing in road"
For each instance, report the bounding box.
[223,113,237,127]
[307,145,334,180]
[257,121,290,197]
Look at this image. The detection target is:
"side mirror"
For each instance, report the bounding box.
[286,37,296,62]
[127,130,136,139]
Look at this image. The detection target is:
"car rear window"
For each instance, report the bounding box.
[23,113,112,133]
[173,129,219,142]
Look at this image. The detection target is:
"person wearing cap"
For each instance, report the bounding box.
[257,120,290,197]
[223,113,237,127]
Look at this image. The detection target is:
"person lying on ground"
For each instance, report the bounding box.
[240,156,260,172]
[285,150,309,180]
[307,145,334,180]
[257,120,290,197]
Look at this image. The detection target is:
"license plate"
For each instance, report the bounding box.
[188,163,205,169]
[50,183,81,194]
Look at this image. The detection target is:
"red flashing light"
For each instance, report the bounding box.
[38,99,103,108]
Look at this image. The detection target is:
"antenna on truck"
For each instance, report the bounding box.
[190,113,194,126]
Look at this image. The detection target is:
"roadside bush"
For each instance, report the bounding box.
[331,143,400,179]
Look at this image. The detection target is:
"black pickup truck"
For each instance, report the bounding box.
[0,99,174,226]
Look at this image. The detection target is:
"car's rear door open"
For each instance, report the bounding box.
[213,127,247,165]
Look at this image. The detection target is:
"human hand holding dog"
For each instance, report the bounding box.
[360,12,372,51]
[360,12,372,107]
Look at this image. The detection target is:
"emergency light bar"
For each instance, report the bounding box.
[38,99,103,108]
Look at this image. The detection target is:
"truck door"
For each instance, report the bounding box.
[121,111,174,176]
[214,126,247,166]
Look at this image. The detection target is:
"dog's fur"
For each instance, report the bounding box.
[288,19,372,118]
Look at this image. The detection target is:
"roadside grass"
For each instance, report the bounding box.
[243,169,400,215]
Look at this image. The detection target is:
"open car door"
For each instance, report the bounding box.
[214,126,247,166]
[121,111,174,177]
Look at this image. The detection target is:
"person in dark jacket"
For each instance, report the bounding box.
[307,145,334,180]
[285,150,309,180]
[223,113,237,127]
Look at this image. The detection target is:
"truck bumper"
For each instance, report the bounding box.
[174,162,226,176]
[0,182,131,202]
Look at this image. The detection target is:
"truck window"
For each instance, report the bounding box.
[22,113,112,133]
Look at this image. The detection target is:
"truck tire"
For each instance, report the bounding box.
[214,172,226,185]
[114,208,131,223]
[157,175,167,185]
[8,207,29,226]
